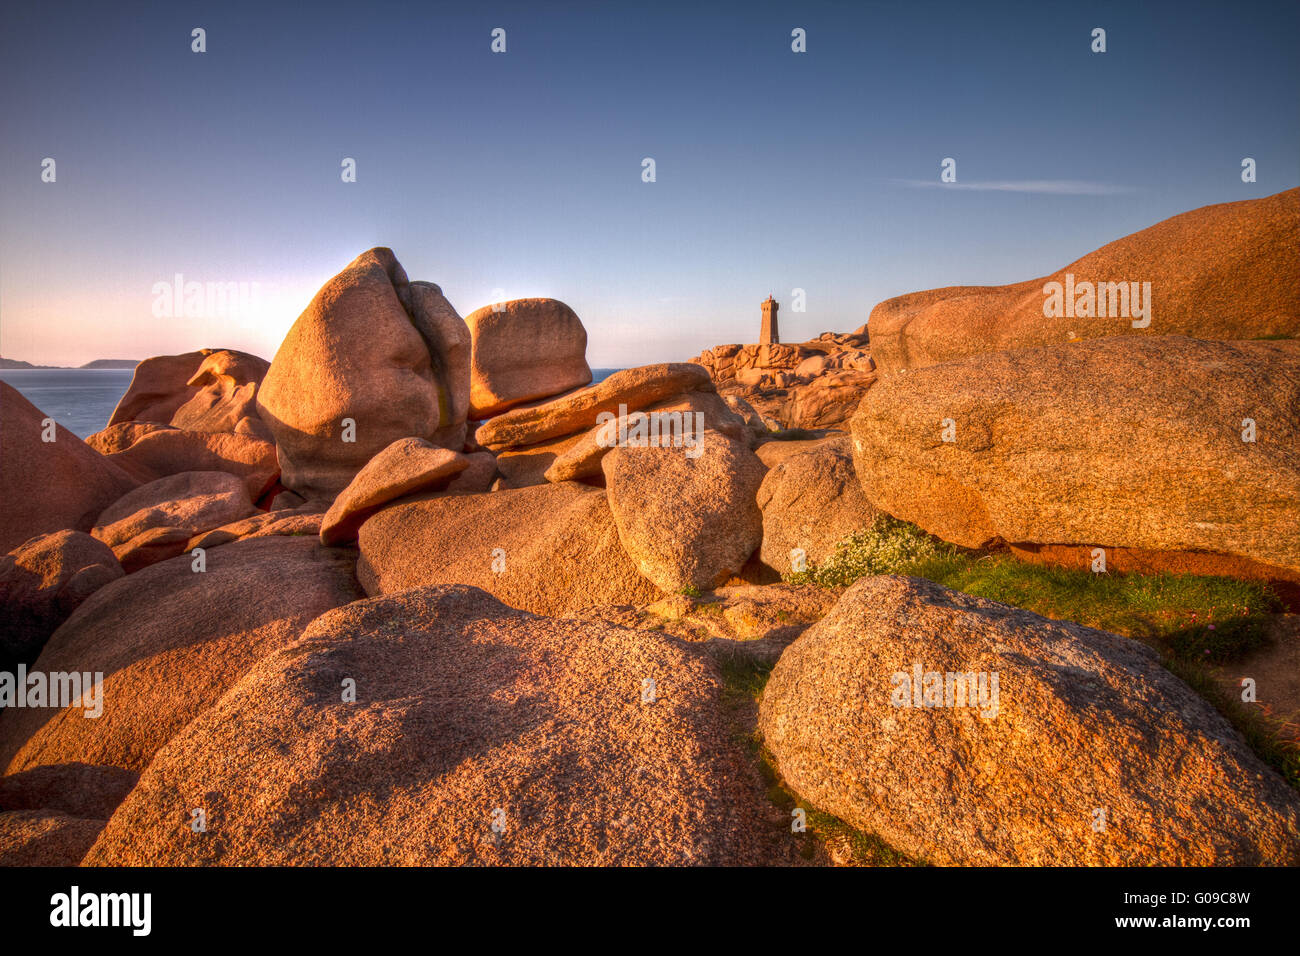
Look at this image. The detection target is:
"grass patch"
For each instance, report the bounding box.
[906,553,1277,664]
[789,515,1277,664]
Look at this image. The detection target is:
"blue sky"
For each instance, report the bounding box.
[1,0,1296,366]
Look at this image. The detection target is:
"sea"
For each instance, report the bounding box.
[0,369,137,440]
[1,366,625,441]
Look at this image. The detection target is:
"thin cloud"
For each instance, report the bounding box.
[892,179,1137,196]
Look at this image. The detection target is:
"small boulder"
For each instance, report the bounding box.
[757,435,877,575]
[91,471,257,571]
[0,530,123,671]
[320,438,470,546]
[603,429,766,592]
[465,298,592,418]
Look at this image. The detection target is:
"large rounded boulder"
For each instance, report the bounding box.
[84,585,793,866]
[759,575,1300,865]
[850,336,1300,574]
[358,482,660,615]
[0,536,363,777]
[867,189,1300,375]
[256,248,469,499]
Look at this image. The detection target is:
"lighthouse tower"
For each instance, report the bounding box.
[760,295,780,346]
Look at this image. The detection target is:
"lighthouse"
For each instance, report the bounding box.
[760,295,780,346]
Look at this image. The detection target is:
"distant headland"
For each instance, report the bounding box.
[0,357,138,370]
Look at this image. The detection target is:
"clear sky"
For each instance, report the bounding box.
[2,0,1297,367]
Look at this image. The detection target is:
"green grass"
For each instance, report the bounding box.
[782,515,1298,789]
[906,552,1277,664]
[789,515,1278,663]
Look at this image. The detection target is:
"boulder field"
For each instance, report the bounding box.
[3,194,1299,865]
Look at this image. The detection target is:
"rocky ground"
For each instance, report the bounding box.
[1,189,1299,866]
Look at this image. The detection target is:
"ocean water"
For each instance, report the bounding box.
[2,366,625,442]
[1,369,135,440]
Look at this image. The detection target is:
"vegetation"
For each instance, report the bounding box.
[789,515,1276,661]
[787,514,950,588]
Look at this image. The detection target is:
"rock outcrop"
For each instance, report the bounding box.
[851,336,1300,573]
[867,189,1300,375]
[693,333,876,429]
[759,575,1300,865]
